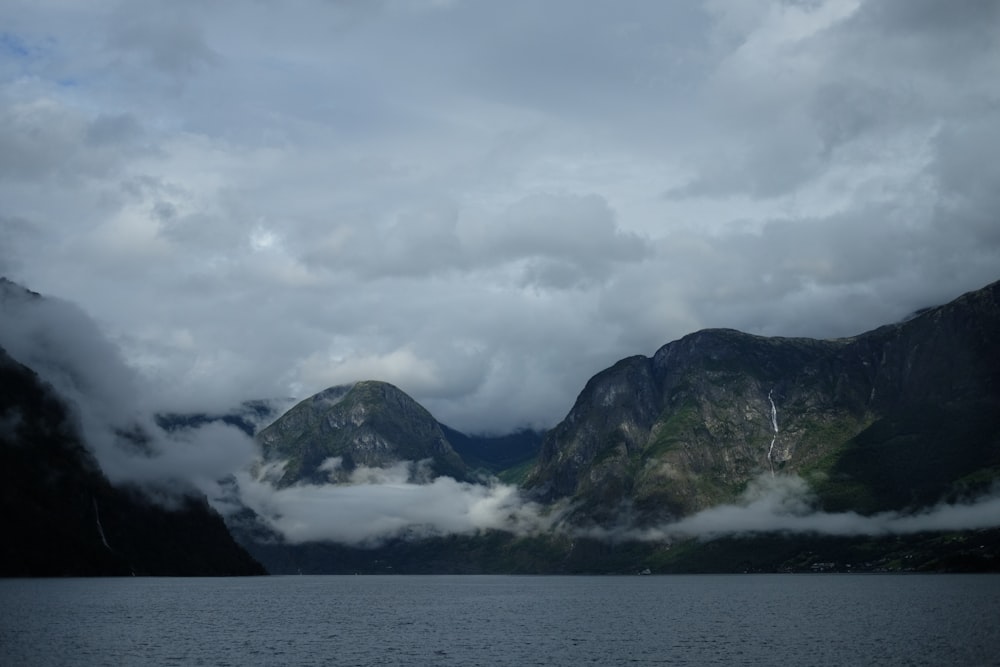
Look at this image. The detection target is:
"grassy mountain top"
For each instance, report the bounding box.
[256,380,468,486]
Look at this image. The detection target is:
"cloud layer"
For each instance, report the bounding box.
[239,465,1000,547]
[0,283,260,502]
[585,474,1000,542]
[2,0,999,432]
[237,459,555,546]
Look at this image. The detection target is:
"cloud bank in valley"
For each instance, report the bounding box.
[231,465,1000,548]
[583,475,1000,544]
[236,459,555,546]
[1,0,999,433]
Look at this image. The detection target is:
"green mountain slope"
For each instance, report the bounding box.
[256,380,468,486]
[527,279,1000,526]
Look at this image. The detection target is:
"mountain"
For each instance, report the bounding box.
[256,380,468,486]
[248,279,998,574]
[0,345,265,576]
[526,279,1000,526]
[6,273,998,575]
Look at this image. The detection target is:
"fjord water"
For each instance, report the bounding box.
[2,575,999,666]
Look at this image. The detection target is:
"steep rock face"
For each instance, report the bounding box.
[532,356,660,511]
[528,280,1000,524]
[0,345,265,576]
[812,283,1000,512]
[256,380,468,486]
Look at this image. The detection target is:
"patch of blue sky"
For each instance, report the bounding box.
[0,32,38,59]
[0,31,65,84]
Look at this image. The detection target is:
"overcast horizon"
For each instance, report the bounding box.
[3,0,999,434]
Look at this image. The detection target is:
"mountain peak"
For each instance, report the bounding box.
[256,380,468,487]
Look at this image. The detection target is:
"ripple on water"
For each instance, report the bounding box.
[1,575,999,666]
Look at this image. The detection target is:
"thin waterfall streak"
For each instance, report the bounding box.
[767,435,776,476]
[767,390,779,476]
[768,390,779,434]
[93,497,111,551]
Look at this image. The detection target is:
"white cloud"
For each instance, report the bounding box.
[296,347,443,396]
[584,474,1000,542]
[236,461,555,546]
[0,283,259,503]
[239,465,1000,548]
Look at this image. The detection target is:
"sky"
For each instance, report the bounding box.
[2,0,999,434]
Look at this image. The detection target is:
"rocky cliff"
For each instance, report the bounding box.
[527,280,1000,525]
[0,346,265,576]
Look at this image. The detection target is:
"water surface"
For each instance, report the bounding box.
[2,575,998,666]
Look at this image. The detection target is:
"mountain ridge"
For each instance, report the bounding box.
[525,279,1000,526]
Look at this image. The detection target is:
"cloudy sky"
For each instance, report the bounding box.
[2,0,999,433]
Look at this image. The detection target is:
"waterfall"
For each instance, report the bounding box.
[767,389,779,475]
[93,497,111,551]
